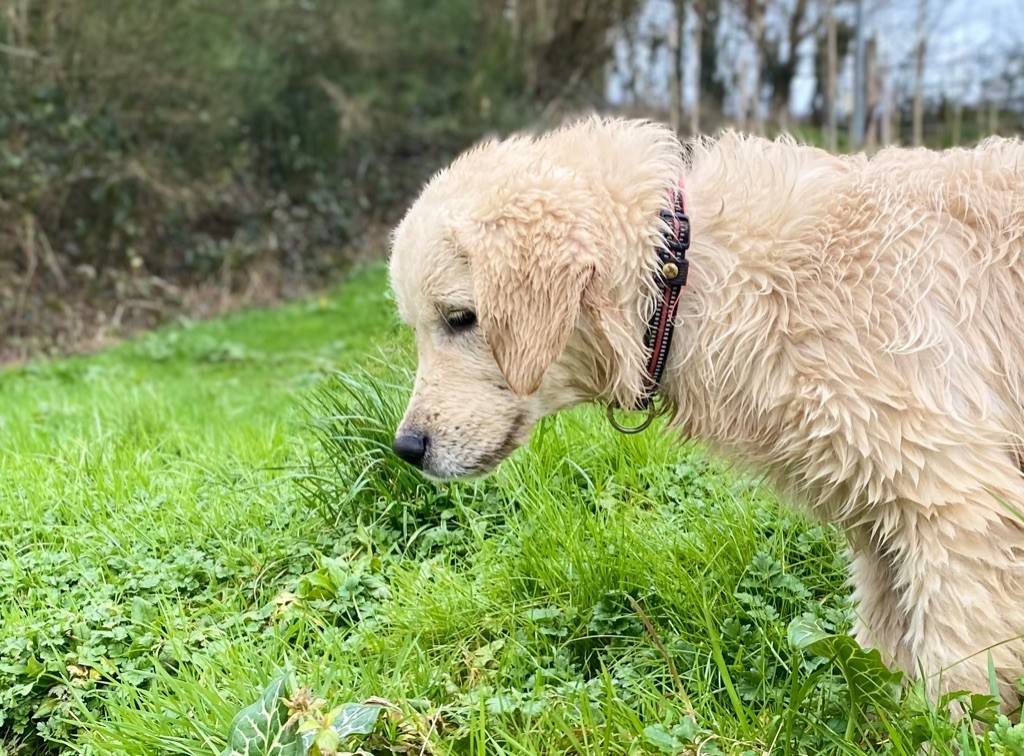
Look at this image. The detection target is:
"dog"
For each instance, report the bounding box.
[387,117,1024,708]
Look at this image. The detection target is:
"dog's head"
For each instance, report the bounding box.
[388,118,682,478]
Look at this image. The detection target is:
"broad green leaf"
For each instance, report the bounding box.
[643,724,682,753]
[221,675,304,756]
[787,616,903,706]
[299,703,382,750]
[330,703,381,738]
[786,615,833,650]
[674,716,700,742]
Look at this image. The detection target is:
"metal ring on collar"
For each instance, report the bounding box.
[606,401,657,434]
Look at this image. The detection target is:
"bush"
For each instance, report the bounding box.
[1,0,642,356]
[0,0,551,285]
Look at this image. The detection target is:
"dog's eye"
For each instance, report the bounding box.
[444,309,477,332]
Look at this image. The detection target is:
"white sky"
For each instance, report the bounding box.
[608,0,1024,116]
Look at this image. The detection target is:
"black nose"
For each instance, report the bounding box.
[392,430,428,468]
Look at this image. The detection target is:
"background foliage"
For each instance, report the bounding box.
[0,0,639,358]
[2,0,1021,360]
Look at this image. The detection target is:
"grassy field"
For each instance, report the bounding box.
[2,264,1022,755]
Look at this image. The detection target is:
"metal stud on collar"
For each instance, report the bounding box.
[606,401,657,434]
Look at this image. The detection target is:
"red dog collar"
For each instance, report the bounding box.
[608,182,690,433]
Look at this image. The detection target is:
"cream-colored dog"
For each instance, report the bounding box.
[387,117,1024,707]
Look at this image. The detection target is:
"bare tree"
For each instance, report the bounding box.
[763,0,817,130]
[909,0,946,146]
[509,0,644,107]
[825,0,838,150]
[690,0,703,134]
[864,35,880,151]
[850,0,866,148]
[670,0,686,132]
[618,16,641,107]
[911,0,927,145]
[696,0,728,121]
[747,0,767,134]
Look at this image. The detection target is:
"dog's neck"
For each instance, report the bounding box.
[555,131,854,477]
[603,134,853,474]
[655,179,753,450]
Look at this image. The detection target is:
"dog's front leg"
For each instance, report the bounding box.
[883,483,1024,711]
[847,525,911,671]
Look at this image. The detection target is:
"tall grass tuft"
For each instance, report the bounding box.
[296,357,508,561]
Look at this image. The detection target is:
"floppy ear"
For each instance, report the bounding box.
[460,173,605,396]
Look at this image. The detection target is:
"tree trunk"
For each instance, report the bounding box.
[777,100,790,131]
[690,0,702,135]
[864,36,879,152]
[698,0,726,115]
[767,0,810,133]
[826,0,838,151]
[750,0,765,134]
[670,0,685,133]
[737,57,749,131]
[850,0,867,148]
[880,88,894,147]
[912,0,927,146]
[620,16,639,107]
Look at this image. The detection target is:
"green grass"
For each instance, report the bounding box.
[1,264,1021,755]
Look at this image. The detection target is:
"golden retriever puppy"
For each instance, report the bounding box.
[387,117,1024,707]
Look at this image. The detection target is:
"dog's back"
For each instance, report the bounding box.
[867,140,1024,451]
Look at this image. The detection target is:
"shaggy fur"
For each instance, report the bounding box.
[388,117,1024,707]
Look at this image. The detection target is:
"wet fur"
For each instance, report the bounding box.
[389,117,1024,707]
